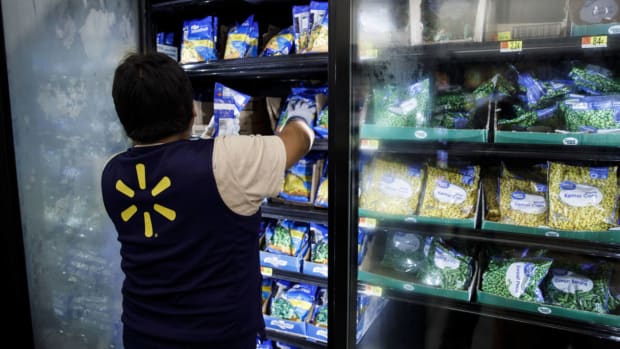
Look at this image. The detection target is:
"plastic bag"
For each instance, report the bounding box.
[224,15,254,59]
[212,83,251,137]
[310,223,328,264]
[373,79,432,127]
[292,6,311,53]
[421,238,474,290]
[359,157,425,216]
[307,2,328,53]
[482,256,553,303]
[499,176,548,228]
[314,160,328,208]
[280,153,320,203]
[543,259,613,314]
[561,94,620,132]
[265,220,310,257]
[180,16,218,63]
[261,27,295,56]
[314,104,329,138]
[312,288,328,328]
[548,162,617,231]
[381,231,428,275]
[419,165,480,219]
[270,282,317,321]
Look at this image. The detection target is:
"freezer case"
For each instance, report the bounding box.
[330,0,620,348]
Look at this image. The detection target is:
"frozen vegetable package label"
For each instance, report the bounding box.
[380,174,414,198]
[433,179,467,205]
[551,272,594,294]
[559,182,603,207]
[510,192,546,215]
[506,262,535,298]
[434,248,461,270]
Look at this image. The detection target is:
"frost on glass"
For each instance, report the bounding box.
[2,1,137,348]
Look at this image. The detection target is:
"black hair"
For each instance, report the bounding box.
[112,52,193,143]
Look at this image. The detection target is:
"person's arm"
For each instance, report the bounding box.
[278,119,315,169]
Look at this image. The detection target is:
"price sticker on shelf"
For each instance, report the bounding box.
[359,217,377,229]
[260,266,273,277]
[360,284,383,297]
[497,31,512,41]
[500,40,523,53]
[582,35,607,49]
[360,139,380,151]
[359,48,379,60]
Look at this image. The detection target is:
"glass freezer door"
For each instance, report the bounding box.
[348,0,620,348]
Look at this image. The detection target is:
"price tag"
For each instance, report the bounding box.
[360,284,383,297]
[360,139,380,151]
[359,217,377,229]
[582,35,607,48]
[260,266,273,277]
[500,40,523,53]
[497,31,512,41]
[359,48,379,60]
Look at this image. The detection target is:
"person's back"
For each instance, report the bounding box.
[101,52,313,349]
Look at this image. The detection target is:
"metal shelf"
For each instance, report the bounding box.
[312,138,328,152]
[358,282,620,343]
[361,218,620,260]
[359,140,620,163]
[151,0,304,11]
[182,54,328,79]
[264,268,327,287]
[356,36,620,63]
[261,201,328,224]
[265,329,326,349]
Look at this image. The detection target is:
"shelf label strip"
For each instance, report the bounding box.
[359,284,383,297]
[261,266,273,277]
[500,40,523,53]
[359,217,377,229]
[360,139,380,151]
[582,35,607,49]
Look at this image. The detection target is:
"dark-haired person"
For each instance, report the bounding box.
[101,52,314,349]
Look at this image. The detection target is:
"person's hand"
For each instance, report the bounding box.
[283,96,316,128]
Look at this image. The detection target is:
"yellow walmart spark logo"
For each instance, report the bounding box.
[115,163,176,238]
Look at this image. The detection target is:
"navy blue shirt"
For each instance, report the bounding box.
[101,139,264,346]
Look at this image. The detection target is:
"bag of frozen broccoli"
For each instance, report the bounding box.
[310,223,328,264]
[270,282,317,321]
[265,220,310,257]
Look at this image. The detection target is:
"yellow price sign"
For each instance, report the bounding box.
[360,284,383,297]
[497,31,512,41]
[500,40,523,53]
[360,139,380,151]
[260,266,273,277]
[582,35,607,48]
[359,217,377,229]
